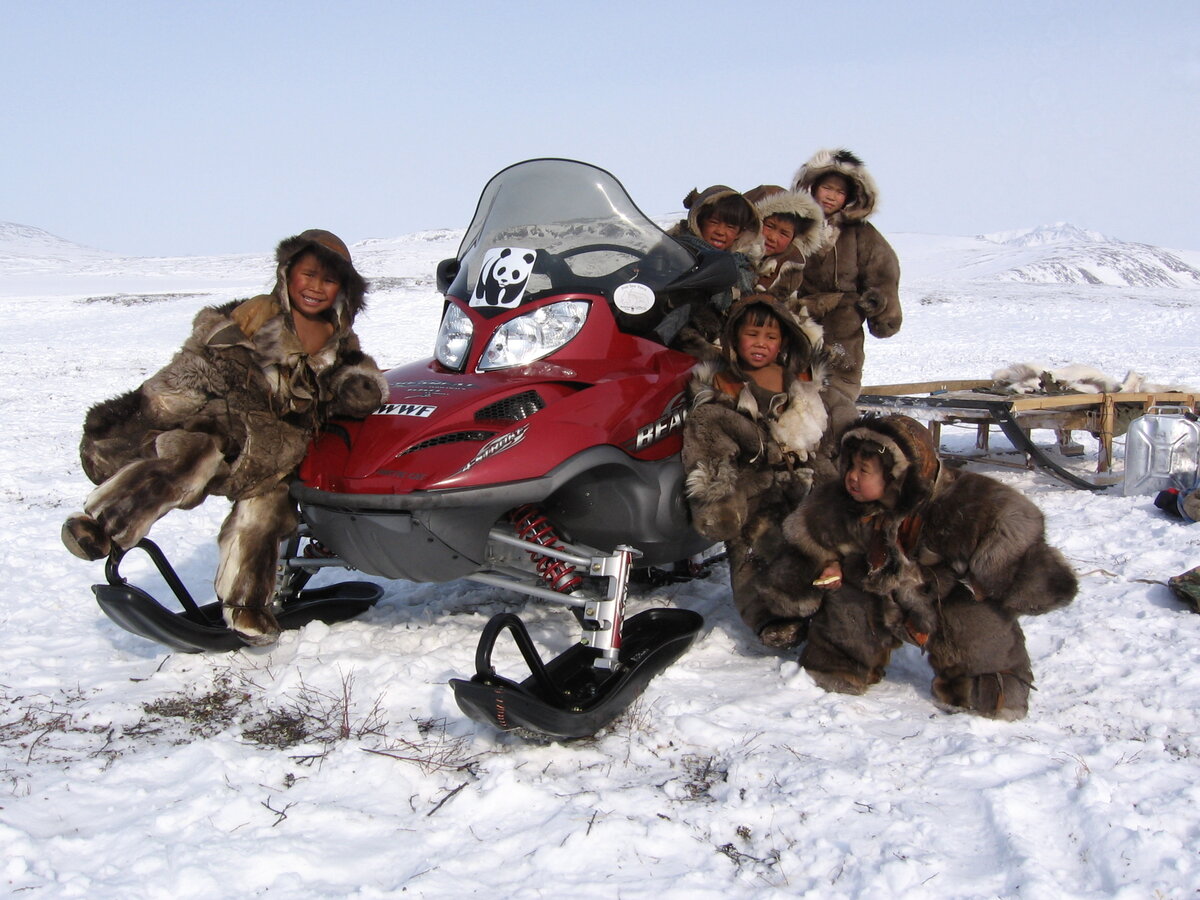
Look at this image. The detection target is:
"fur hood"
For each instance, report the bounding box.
[675,185,763,257]
[272,229,368,331]
[743,184,827,257]
[688,295,829,464]
[791,148,881,225]
[718,293,823,381]
[839,414,942,518]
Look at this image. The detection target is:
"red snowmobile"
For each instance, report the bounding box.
[94,158,737,739]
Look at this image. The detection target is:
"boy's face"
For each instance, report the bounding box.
[814,174,851,215]
[761,216,796,256]
[844,452,886,503]
[699,214,743,251]
[736,318,783,370]
[287,251,341,319]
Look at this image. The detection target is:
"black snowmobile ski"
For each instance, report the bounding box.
[450,607,704,740]
[93,538,382,653]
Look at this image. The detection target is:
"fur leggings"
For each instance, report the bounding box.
[80,428,297,611]
[800,584,1035,720]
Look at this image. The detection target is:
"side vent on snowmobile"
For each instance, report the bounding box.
[402,430,496,455]
[475,390,546,423]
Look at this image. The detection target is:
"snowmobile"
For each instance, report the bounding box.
[94,158,737,739]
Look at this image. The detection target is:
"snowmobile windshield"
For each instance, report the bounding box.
[446,158,696,307]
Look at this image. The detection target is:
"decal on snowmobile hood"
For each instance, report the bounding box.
[376,402,437,417]
[456,424,530,473]
[628,392,688,452]
[471,247,538,308]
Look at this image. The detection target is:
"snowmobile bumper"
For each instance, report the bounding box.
[449,607,703,740]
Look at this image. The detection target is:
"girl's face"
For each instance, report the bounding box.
[287,252,341,319]
[736,317,783,370]
[844,452,886,503]
[699,214,744,251]
[813,174,851,215]
[761,215,796,256]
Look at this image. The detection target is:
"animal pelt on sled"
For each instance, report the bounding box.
[993,362,1197,395]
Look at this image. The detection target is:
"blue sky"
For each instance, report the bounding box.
[3,1,1197,256]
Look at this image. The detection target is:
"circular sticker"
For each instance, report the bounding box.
[613,282,656,315]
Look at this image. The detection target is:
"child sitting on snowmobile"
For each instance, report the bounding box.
[682,293,836,649]
[61,230,389,647]
[659,186,761,359]
[783,414,1078,720]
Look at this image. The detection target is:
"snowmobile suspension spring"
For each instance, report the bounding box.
[509,505,583,593]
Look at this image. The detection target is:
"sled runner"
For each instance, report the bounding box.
[858,380,1199,490]
[92,534,381,653]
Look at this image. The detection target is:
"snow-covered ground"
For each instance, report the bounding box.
[2,219,1199,899]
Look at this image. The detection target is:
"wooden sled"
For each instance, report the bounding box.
[857,380,1200,490]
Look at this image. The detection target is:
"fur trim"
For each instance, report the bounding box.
[791,148,881,223]
[839,414,941,516]
[273,230,368,327]
[744,184,829,257]
[680,185,763,256]
[770,378,829,460]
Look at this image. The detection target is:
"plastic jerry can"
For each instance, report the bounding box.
[1123,406,1200,495]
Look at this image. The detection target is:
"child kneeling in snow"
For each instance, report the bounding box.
[61,230,389,647]
[783,414,1078,720]
[682,294,836,649]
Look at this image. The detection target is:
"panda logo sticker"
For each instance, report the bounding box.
[613,282,656,316]
[471,247,537,308]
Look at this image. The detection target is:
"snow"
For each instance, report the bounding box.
[2,218,1199,899]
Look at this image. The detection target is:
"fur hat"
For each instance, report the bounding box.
[743,184,827,257]
[839,414,941,515]
[791,148,880,223]
[274,229,368,321]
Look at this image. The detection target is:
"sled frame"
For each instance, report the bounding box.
[858,380,1200,490]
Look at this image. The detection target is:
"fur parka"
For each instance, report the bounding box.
[743,184,827,300]
[682,295,835,639]
[63,230,389,646]
[79,233,387,501]
[782,414,1078,719]
[789,150,902,426]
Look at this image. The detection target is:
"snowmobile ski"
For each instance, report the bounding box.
[450,607,703,740]
[92,538,382,653]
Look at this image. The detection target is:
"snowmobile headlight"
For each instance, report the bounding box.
[478,300,590,371]
[435,303,474,369]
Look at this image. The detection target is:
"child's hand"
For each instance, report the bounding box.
[812,563,842,588]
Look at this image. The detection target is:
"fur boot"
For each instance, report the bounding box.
[216,482,298,646]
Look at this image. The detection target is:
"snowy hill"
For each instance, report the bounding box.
[976,223,1200,288]
[2,219,1200,897]
[0,221,114,261]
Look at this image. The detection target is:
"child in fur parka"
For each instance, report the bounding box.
[682,293,835,649]
[660,185,762,359]
[790,149,902,439]
[783,414,1078,720]
[61,230,389,646]
[743,184,827,300]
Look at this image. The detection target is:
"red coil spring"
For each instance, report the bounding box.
[509,505,583,593]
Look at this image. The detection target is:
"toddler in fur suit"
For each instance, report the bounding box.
[783,414,1078,720]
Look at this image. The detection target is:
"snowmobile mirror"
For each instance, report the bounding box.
[436,258,460,294]
[663,248,739,293]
